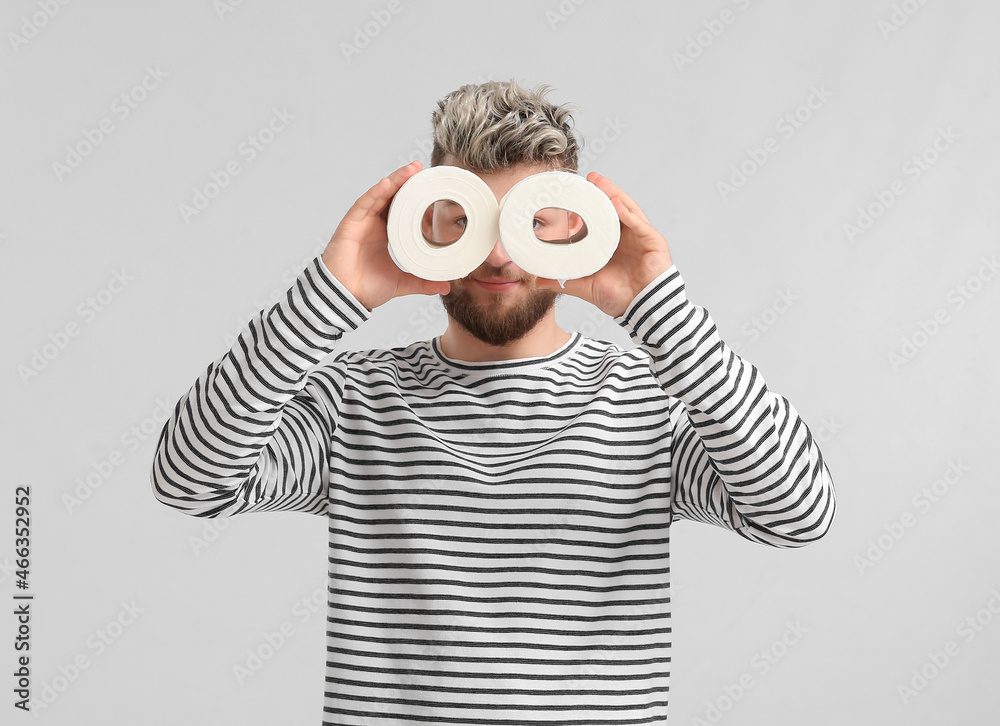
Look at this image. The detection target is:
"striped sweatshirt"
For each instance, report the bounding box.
[151,255,836,725]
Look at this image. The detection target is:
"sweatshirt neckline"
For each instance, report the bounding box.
[430,332,582,374]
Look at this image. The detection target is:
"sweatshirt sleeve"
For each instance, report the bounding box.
[613,265,837,548]
[150,256,371,518]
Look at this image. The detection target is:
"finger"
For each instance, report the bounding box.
[344,178,388,225]
[610,196,655,237]
[345,160,423,225]
[371,159,425,218]
[373,159,427,223]
[396,273,451,299]
[588,172,650,224]
[610,197,674,269]
[534,275,583,299]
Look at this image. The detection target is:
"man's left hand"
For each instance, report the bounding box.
[535,172,673,319]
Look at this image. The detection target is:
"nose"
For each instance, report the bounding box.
[484,237,512,268]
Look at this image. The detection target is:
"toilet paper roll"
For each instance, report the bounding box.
[386,166,500,282]
[498,171,621,280]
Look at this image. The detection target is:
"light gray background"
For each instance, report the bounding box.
[3,1,998,724]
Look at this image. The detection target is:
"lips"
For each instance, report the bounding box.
[473,278,520,291]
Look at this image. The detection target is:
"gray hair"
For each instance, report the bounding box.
[430,79,581,173]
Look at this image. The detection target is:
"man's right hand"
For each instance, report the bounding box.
[321,160,451,312]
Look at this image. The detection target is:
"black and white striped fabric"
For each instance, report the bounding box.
[151,255,836,725]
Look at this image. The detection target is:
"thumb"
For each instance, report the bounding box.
[430,280,451,296]
[420,279,451,297]
[536,275,599,308]
[537,277,585,299]
[535,277,565,292]
[394,273,450,300]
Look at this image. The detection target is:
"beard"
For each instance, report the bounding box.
[440,272,559,348]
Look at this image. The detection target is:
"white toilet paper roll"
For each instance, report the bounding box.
[497,171,621,280]
[386,166,500,282]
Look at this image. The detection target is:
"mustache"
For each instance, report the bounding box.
[466,268,523,282]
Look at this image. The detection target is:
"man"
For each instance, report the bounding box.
[151,79,836,724]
